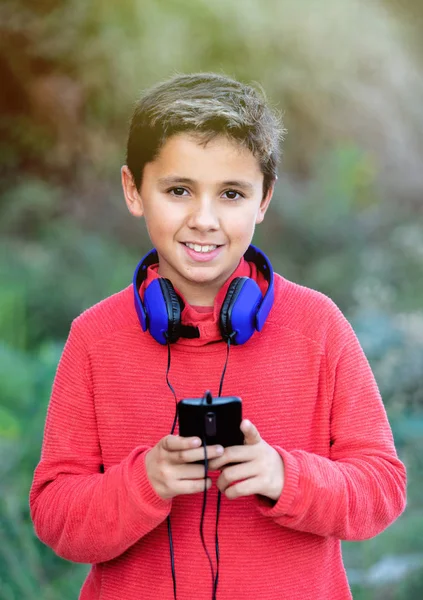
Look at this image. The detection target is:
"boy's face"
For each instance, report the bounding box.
[122,132,274,305]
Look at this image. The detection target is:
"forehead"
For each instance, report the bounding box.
[146,132,263,183]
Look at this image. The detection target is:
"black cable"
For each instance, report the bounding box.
[199,429,216,593]
[165,338,178,600]
[214,490,222,598]
[167,516,177,600]
[218,335,234,396]
[213,336,232,597]
[166,339,178,435]
[165,337,233,600]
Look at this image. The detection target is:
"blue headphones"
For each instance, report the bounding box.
[133,244,274,346]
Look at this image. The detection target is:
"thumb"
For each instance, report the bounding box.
[241,420,261,445]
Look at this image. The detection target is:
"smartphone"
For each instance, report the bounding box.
[178,393,243,448]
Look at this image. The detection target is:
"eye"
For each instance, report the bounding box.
[169,187,189,197]
[223,189,244,201]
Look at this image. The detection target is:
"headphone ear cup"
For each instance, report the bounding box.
[220,277,248,342]
[143,278,182,344]
[158,278,182,343]
[220,276,263,345]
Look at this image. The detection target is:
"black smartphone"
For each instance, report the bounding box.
[177,392,243,448]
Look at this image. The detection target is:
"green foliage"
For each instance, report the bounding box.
[2,0,423,198]
[396,567,423,598]
[1,215,135,347]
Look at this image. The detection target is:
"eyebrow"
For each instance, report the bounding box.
[157,176,255,193]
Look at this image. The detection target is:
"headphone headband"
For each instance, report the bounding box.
[133,248,160,332]
[243,245,274,332]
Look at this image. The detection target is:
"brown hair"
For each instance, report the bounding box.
[126,73,285,196]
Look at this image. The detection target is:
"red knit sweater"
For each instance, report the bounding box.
[30,259,406,600]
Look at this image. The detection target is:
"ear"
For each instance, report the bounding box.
[121,165,144,217]
[255,180,275,224]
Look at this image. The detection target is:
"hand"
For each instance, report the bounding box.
[145,435,224,500]
[208,420,284,502]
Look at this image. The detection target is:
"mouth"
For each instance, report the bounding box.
[180,242,224,262]
[182,242,222,254]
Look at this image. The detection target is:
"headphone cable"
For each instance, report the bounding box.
[218,335,233,396]
[212,334,233,597]
[199,420,216,595]
[166,339,178,600]
[165,336,233,600]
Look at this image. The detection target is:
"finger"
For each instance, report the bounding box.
[208,444,258,471]
[216,461,258,493]
[175,463,212,480]
[172,477,212,496]
[169,444,224,464]
[161,435,201,453]
[224,476,261,500]
[241,420,261,445]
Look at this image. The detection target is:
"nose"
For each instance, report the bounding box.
[186,197,219,232]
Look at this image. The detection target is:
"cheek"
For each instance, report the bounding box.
[226,209,257,240]
[144,203,183,236]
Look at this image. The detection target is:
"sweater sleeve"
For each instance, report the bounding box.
[256,309,406,540]
[29,320,171,564]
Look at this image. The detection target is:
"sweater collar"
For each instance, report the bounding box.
[140,258,268,347]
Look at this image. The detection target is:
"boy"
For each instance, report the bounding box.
[30,73,406,600]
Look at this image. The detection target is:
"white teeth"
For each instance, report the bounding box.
[185,243,218,253]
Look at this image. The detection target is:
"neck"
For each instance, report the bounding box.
[156,257,244,307]
[156,268,230,307]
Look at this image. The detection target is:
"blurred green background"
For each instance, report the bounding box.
[1,0,423,598]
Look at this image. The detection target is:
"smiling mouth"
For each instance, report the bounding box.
[183,242,222,253]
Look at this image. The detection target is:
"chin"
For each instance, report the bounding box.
[184,271,221,285]
[184,266,228,284]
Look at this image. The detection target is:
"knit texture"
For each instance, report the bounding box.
[30,259,406,600]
